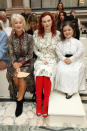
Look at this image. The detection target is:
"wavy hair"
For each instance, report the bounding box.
[56,2,64,11]
[38,12,57,37]
[11,14,26,28]
[61,21,75,41]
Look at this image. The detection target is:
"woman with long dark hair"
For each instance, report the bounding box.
[56,11,67,32]
[54,1,64,19]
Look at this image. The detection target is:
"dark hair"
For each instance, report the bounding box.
[38,12,56,38]
[56,2,64,11]
[70,10,76,15]
[57,11,67,30]
[59,11,66,19]
[29,14,37,23]
[61,21,75,41]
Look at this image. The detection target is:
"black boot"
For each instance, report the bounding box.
[32,92,36,102]
[15,99,23,117]
[66,94,73,99]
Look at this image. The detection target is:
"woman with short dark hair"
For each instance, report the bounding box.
[55,21,86,99]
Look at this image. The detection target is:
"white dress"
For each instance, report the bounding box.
[55,37,86,94]
[33,30,60,91]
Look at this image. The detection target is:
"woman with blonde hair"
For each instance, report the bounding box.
[7,14,34,117]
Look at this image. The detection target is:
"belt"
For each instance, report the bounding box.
[65,54,73,57]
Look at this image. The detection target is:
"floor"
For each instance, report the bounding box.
[0,93,87,131]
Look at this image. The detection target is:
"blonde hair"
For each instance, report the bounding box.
[11,14,26,28]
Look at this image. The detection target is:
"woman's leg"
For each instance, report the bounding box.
[43,76,51,117]
[35,76,44,116]
[15,78,26,117]
[18,78,26,101]
[13,76,19,91]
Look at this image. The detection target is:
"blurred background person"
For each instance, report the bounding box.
[21,12,31,31]
[0,11,9,29]
[27,13,37,35]
[70,10,81,39]
[54,1,64,20]
[0,11,12,37]
[56,11,67,32]
[70,10,82,31]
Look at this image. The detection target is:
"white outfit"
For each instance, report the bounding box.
[55,37,86,94]
[4,27,12,37]
[0,19,9,29]
[33,30,60,90]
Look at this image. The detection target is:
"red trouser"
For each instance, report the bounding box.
[35,76,51,115]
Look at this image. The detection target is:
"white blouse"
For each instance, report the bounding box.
[33,30,60,63]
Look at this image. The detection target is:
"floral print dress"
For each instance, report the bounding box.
[33,30,60,90]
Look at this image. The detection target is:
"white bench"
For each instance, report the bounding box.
[47,91,86,126]
[0,69,10,98]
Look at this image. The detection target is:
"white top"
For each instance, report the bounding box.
[0,19,9,29]
[56,37,84,62]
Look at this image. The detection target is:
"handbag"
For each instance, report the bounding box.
[16,71,30,78]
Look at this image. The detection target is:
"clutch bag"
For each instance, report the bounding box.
[16,71,30,78]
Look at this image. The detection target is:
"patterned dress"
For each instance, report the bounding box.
[33,30,60,91]
[7,32,35,98]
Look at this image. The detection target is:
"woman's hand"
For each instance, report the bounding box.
[16,68,20,73]
[0,61,7,70]
[64,58,72,64]
[42,59,48,64]
[13,62,22,69]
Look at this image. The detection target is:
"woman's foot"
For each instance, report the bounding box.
[42,113,48,118]
[36,113,42,117]
[15,99,23,117]
[66,94,73,99]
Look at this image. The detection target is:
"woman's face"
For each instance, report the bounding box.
[71,11,76,18]
[14,17,24,33]
[42,15,52,33]
[63,25,74,39]
[30,21,37,30]
[58,4,63,11]
[60,13,65,21]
